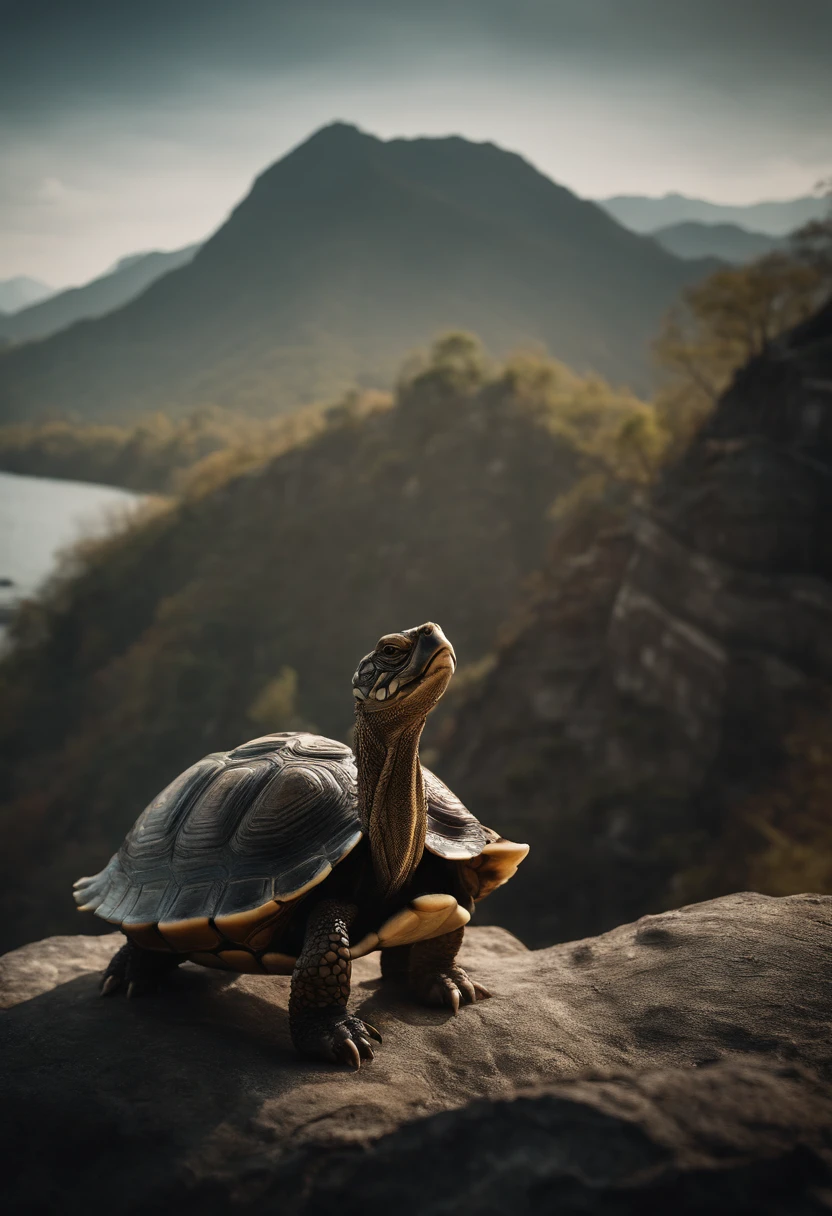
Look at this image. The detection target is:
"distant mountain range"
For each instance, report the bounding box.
[598,192,827,237]
[0,276,53,314]
[652,221,785,264]
[0,245,199,344]
[0,123,714,423]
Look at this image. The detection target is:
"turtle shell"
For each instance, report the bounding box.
[73,732,526,965]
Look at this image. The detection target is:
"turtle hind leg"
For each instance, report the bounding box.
[407,927,491,1015]
[289,899,382,1069]
[100,937,181,999]
[380,945,410,983]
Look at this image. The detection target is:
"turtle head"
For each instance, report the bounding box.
[352,622,456,724]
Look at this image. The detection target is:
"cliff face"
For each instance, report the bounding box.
[615,300,832,764]
[440,302,832,946]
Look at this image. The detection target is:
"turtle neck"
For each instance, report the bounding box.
[353,708,427,900]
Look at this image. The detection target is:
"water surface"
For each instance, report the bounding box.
[0,471,145,637]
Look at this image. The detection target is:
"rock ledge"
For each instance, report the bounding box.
[2,892,832,1213]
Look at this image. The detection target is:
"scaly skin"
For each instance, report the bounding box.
[289,899,382,1068]
[382,929,491,1013]
[407,927,490,1014]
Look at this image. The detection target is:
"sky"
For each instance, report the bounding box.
[2,0,831,287]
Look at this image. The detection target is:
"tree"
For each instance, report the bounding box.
[789,179,832,288]
[400,331,488,401]
[655,251,827,452]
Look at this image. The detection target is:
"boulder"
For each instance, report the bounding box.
[2,892,832,1213]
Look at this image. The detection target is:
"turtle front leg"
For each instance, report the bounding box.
[289,899,382,1069]
[408,927,491,1015]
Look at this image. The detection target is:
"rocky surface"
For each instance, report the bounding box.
[612,299,832,771]
[442,301,832,946]
[3,893,832,1213]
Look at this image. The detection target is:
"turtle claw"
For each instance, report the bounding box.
[100,974,121,997]
[417,967,490,1014]
[342,1039,362,1070]
[295,1010,380,1069]
[461,978,491,1004]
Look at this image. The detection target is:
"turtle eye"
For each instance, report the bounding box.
[381,644,401,657]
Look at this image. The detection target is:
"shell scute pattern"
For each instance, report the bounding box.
[229,759,357,892]
[282,733,353,761]
[423,769,488,860]
[75,732,491,935]
[228,731,351,764]
[214,877,274,918]
[128,879,171,923]
[174,763,273,861]
[127,757,223,856]
[88,858,131,922]
[78,734,362,929]
[163,879,230,923]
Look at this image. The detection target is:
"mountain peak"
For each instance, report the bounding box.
[0,124,709,421]
[290,120,379,157]
[0,276,54,313]
[247,121,381,199]
[308,119,372,141]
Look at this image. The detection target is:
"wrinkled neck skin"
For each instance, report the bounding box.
[354,708,428,901]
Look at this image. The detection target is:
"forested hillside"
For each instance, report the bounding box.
[0,336,654,949]
[0,405,327,494]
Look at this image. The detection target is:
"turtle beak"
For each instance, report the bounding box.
[408,622,456,680]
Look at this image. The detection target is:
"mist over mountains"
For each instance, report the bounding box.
[0,276,53,314]
[598,192,826,236]
[0,123,713,423]
[651,221,785,263]
[0,245,199,344]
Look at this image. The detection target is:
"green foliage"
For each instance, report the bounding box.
[654,251,828,453]
[403,332,489,397]
[789,179,832,288]
[490,349,673,537]
[496,355,668,480]
[395,333,489,435]
[0,402,343,495]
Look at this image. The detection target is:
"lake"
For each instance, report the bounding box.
[0,471,146,639]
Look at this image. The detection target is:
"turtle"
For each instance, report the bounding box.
[74,622,528,1068]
